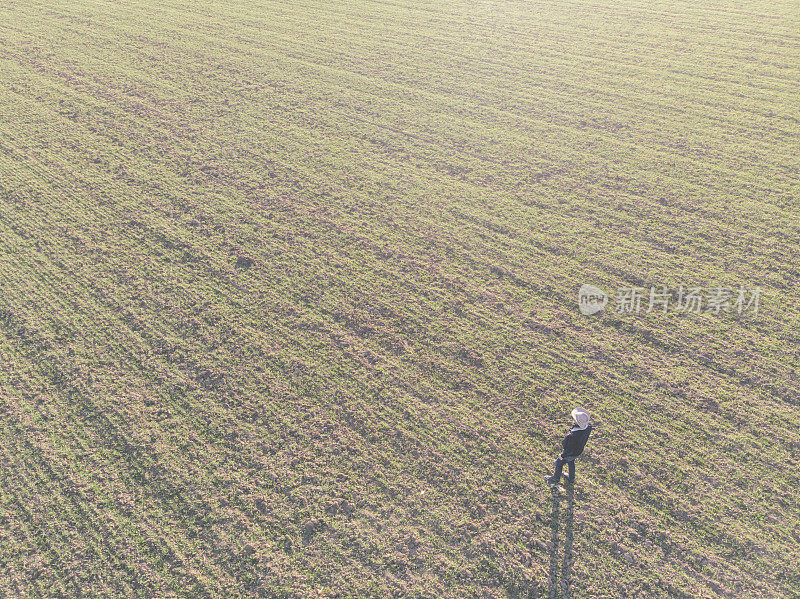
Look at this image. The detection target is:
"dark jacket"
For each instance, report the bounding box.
[560,424,592,460]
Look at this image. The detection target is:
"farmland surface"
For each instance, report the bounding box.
[1,0,799,597]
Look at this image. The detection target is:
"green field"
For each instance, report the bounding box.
[1,0,799,597]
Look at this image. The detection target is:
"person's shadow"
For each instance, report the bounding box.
[547,483,575,599]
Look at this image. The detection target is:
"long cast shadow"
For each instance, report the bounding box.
[560,483,575,599]
[547,487,561,599]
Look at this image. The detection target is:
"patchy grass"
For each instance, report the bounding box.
[0,0,798,596]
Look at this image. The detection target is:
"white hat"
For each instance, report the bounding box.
[571,407,590,430]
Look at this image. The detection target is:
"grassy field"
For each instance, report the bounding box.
[1,0,799,597]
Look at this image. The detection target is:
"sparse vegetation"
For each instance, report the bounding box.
[0,0,798,597]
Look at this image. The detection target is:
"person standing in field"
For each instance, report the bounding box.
[545,408,592,488]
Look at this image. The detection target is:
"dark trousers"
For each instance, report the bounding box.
[551,456,576,482]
